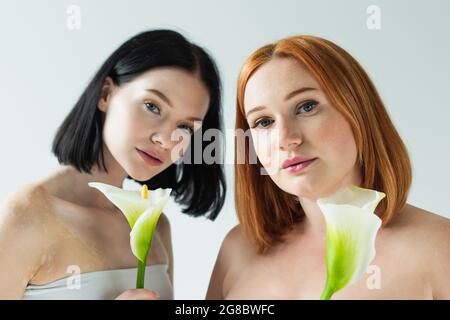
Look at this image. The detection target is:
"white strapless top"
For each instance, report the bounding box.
[22,264,173,300]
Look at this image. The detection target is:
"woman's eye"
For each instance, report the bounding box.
[178,124,194,135]
[144,102,161,115]
[253,118,273,129]
[297,100,318,114]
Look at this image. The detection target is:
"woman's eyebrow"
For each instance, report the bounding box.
[246,106,266,118]
[285,87,316,100]
[246,87,317,118]
[186,116,203,122]
[146,88,173,108]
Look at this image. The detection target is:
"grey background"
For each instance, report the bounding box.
[0,0,449,299]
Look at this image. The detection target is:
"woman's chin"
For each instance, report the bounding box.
[288,183,331,201]
[285,179,317,196]
[126,167,155,182]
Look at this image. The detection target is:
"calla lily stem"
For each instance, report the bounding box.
[320,283,333,300]
[136,257,147,289]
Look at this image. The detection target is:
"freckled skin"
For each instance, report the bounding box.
[0,67,209,299]
[243,57,360,199]
[206,57,450,300]
[208,207,450,300]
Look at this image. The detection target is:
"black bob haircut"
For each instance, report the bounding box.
[52,29,226,220]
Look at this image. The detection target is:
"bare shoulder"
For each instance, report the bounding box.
[0,183,57,298]
[221,224,259,277]
[156,213,172,252]
[0,182,59,247]
[1,182,54,227]
[383,204,450,299]
[156,213,173,283]
[221,224,256,260]
[157,212,171,234]
[0,181,60,251]
[385,203,450,241]
[206,225,256,299]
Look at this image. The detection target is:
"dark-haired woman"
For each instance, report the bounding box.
[0,30,226,299]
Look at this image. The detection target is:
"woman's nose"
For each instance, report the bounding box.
[277,122,302,151]
[150,127,179,151]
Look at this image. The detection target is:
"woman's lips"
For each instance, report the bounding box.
[136,148,163,166]
[283,158,317,174]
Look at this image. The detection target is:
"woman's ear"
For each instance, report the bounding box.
[97,77,115,112]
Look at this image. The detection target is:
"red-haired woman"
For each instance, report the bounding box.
[207,36,449,299]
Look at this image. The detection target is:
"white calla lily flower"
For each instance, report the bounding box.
[89,182,171,288]
[317,185,385,299]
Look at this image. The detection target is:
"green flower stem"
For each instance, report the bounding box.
[320,283,334,300]
[136,257,147,289]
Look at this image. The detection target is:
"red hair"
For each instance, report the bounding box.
[235,36,412,252]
